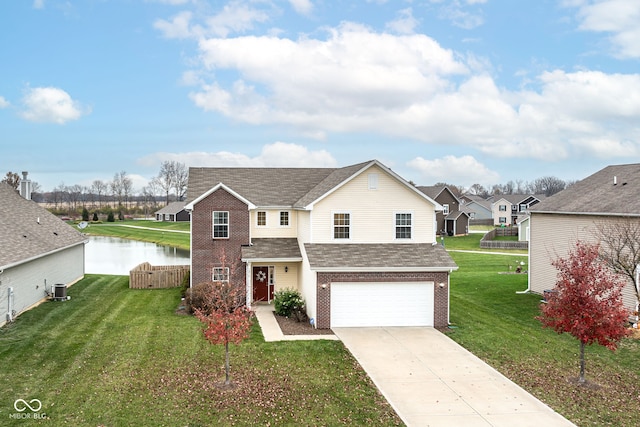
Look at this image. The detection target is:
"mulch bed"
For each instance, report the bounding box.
[273,312,335,335]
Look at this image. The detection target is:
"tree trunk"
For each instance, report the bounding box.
[579,341,586,384]
[224,341,230,385]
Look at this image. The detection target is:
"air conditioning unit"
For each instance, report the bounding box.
[53,284,67,301]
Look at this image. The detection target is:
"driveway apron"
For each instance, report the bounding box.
[333,327,576,427]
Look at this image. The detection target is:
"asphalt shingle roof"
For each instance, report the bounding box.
[0,183,86,268]
[304,243,458,271]
[185,160,374,208]
[155,201,186,215]
[241,238,302,260]
[530,163,640,216]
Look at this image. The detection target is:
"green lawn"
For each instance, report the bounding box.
[447,248,640,426]
[0,275,400,426]
[82,220,190,250]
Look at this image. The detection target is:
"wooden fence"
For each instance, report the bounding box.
[480,228,529,250]
[129,262,190,289]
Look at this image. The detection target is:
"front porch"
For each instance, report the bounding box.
[241,238,303,305]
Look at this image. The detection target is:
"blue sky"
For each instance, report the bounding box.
[1,0,639,192]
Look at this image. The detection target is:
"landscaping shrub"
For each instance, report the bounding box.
[185,282,216,314]
[274,288,307,321]
[107,211,115,222]
[92,212,99,221]
[82,207,89,221]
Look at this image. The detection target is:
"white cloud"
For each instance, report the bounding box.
[33,0,44,9]
[20,87,90,124]
[154,1,271,39]
[570,0,640,58]
[288,0,313,16]
[385,8,419,35]
[0,96,9,108]
[407,155,500,189]
[437,0,485,30]
[137,142,337,169]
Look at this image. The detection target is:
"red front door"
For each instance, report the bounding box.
[252,266,270,302]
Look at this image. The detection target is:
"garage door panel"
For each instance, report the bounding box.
[331,282,434,328]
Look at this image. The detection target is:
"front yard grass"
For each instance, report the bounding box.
[0,275,400,426]
[447,250,640,427]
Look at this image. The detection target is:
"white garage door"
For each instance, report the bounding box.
[331,282,434,327]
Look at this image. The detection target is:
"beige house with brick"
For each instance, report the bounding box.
[527,163,640,313]
[185,160,457,329]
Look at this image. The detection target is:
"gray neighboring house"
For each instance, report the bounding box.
[155,202,190,222]
[461,194,492,221]
[0,177,86,327]
[527,163,640,313]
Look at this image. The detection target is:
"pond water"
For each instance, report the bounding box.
[85,236,190,275]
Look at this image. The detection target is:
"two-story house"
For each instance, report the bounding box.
[417,186,469,236]
[491,194,544,226]
[185,160,458,329]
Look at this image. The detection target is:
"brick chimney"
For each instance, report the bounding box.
[19,171,32,200]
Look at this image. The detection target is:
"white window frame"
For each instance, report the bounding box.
[279,211,290,227]
[212,211,229,239]
[499,216,507,224]
[257,211,267,227]
[519,204,527,212]
[394,212,413,240]
[212,267,230,282]
[499,205,507,212]
[333,212,351,240]
[442,204,450,215]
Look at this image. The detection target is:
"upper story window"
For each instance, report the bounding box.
[280,211,290,227]
[212,267,229,282]
[499,205,507,211]
[442,204,450,215]
[395,213,412,239]
[213,211,229,238]
[519,204,527,212]
[333,213,350,239]
[257,211,267,227]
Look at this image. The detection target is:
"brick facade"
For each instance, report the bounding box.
[315,271,450,329]
[190,188,250,287]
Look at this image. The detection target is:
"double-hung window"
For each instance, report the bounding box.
[213,211,229,238]
[333,213,350,239]
[395,213,412,239]
[499,205,507,212]
[280,211,289,227]
[212,267,229,282]
[442,204,450,215]
[257,211,267,227]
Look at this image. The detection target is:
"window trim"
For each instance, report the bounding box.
[279,211,290,227]
[394,212,413,240]
[498,205,507,212]
[257,210,267,227]
[442,204,450,215]
[332,211,351,240]
[212,211,229,239]
[499,216,507,224]
[212,267,230,282]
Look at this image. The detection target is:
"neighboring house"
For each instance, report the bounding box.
[417,186,469,236]
[528,164,639,313]
[185,160,458,329]
[460,195,492,221]
[491,194,544,226]
[516,215,530,242]
[0,175,86,327]
[155,202,190,222]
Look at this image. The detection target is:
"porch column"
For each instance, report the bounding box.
[245,262,252,308]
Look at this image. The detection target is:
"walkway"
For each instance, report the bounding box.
[253,304,339,342]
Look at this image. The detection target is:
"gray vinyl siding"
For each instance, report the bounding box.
[529,213,636,312]
[0,244,85,327]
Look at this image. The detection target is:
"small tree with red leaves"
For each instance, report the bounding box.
[538,241,630,384]
[194,250,253,386]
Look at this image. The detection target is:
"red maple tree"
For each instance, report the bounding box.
[538,241,631,384]
[194,252,253,386]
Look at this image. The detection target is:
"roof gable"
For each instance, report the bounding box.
[0,183,86,268]
[185,183,255,210]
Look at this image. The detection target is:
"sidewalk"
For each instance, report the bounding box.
[253,304,339,342]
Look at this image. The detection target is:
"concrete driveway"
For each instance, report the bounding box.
[333,327,576,427]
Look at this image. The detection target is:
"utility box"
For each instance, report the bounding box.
[53,284,67,301]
